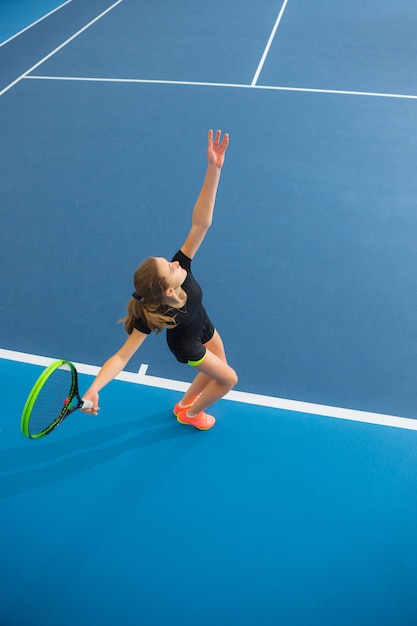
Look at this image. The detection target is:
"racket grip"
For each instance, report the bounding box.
[81,399,94,410]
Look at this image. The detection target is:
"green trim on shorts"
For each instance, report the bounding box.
[187,328,216,366]
[188,354,206,367]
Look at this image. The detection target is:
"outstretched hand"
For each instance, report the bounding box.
[81,389,100,416]
[207,129,229,168]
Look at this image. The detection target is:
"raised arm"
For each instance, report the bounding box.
[181,129,229,259]
[82,328,147,415]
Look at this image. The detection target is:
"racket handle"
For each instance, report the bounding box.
[81,399,94,410]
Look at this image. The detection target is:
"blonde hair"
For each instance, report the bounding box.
[122,257,177,334]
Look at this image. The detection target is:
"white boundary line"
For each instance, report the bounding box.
[24,75,417,100]
[0,0,72,48]
[0,0,124,97]
[251,0,290,86]
[1,348,417,431]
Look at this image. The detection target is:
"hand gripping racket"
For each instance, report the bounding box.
[21,360,94,439]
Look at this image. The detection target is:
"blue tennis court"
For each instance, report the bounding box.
[2,1,417,624]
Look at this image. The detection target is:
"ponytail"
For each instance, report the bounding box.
[120,257,177,334]
[122,297,177,334]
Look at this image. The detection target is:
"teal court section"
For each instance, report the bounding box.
[2,357,417,625]
[0,0,68,43]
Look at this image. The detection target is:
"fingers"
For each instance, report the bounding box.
[219,132,229,152]
[90,401,100,416]
[208,129,229,151]
[81,405,99,415]
[81,394,100,415]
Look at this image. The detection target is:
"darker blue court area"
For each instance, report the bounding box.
[2,77,417,418]
[2,2,417,625]
[258,0,417,95]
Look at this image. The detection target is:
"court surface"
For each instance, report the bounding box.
[2,1,417,624]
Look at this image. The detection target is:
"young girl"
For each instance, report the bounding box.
[82,129,237,430]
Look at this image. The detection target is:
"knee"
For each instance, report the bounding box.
[226,367,238,390]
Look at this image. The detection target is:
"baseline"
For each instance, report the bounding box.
[2,348,417,431]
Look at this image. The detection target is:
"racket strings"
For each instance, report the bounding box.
[28,364,74,436]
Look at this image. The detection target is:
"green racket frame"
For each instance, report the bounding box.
[21,360,79,439]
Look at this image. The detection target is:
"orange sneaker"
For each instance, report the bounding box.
[177,409,216,430]
[173,402,192,417]
[173,394,202,417]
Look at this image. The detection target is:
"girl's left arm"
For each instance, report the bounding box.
[81,328,148,415]
[181,129,229,260]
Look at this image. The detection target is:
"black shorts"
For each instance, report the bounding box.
[166,317,215,365]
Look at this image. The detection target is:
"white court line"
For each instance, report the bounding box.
[24,75,417,100]
[0,0,124,97]
[1,348,417,431]
[0,0,72,48]
[251,0,290,86]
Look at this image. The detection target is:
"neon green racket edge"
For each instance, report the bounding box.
[21,360,93,439]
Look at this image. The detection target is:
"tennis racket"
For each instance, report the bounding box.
[21,360,94,439]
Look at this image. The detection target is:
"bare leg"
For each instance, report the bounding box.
[184,334,237,417]
[180,331,228,406]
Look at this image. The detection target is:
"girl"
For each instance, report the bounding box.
[82,129,237,430]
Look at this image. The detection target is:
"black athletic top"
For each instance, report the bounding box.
[134,250,214,363]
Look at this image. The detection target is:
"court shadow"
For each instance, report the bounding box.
[0,409,199,498]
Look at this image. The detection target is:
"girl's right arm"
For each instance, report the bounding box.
[82,328,148,415]
[181,129,229,260]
